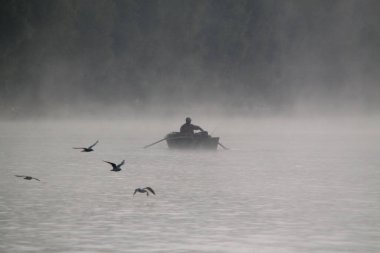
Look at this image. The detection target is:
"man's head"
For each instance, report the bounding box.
[186,117,191,124]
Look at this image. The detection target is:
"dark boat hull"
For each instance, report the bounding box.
[166,132,219,150]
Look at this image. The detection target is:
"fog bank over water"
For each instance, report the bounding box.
[2,117,379,144]
[1,0,379,118]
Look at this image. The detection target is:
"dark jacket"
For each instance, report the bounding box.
[180,123,203,135]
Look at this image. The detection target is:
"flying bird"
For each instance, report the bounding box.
[73,140,99,152]
[133,187,156,197]
[15,175,40,181]
[103,160,125,172]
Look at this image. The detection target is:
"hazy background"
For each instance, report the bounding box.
[1,2,380,252]
[0,0,379,118]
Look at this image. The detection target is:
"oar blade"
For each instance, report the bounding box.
[218,142,229,150]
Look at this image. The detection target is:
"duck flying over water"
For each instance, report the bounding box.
[73,140,99,152]
[103,160,125,172]
[133,187,155,197]
[15,175,40,181]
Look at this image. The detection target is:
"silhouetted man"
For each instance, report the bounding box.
[180,117,204,135]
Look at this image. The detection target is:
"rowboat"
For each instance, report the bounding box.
[165,131,219,150]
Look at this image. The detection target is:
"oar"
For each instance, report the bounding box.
[218,142,229,150]
[143,137,167,149]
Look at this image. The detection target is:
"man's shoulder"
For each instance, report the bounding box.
[180,123,189,130]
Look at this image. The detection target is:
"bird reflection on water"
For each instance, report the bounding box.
[15,175,40,181]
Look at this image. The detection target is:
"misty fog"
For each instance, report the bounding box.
[1,2,380,252]
[0,0,379,119]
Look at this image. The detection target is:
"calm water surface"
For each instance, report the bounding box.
[0,119,379,252]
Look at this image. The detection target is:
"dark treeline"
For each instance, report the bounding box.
[1,0,379,116]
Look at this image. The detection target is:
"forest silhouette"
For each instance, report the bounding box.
[1,0,379,117]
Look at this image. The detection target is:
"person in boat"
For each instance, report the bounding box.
[180,117,204,135]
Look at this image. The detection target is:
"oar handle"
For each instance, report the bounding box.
[143,137,167,149]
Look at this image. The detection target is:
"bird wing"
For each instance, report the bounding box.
[72,147,85,149]
[117,160,125,167]
[88,140,99,149]
[133,189,138,195]
[32,177,40,181]
[103,160,116,168]
[145,187,155,195]
[15,175,26,177]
